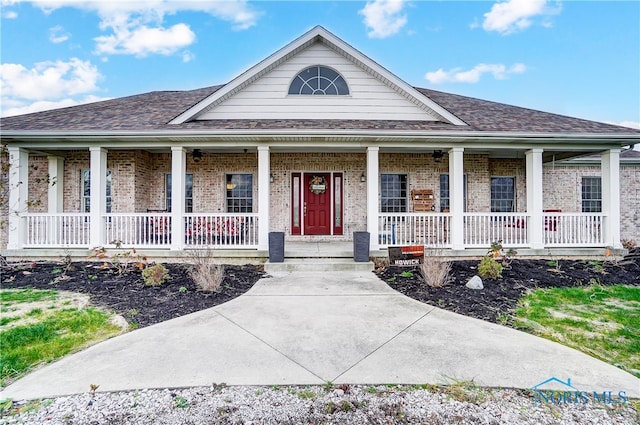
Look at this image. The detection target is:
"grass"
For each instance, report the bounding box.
[0,289,123,386]
[514,284,640,378]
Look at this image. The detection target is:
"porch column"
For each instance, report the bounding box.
[89,147,107,248]
[601,148,621,248]
[47,156,64,213]
[170,147,186,251]
[257,146,270,250]
[449,147,464,250]
[526,149,544,249]
[7,147,29,250]
[366,146,379,250]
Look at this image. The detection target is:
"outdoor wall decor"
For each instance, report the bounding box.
[309,175,327,194]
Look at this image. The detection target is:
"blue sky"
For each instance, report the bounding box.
[1,0,638,131]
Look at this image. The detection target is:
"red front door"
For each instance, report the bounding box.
[304,173,332,235]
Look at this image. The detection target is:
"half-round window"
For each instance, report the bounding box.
[288,66,349,95]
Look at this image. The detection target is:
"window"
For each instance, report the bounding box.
[288,65,349,95]
[582,177,601,212]
[226,174,253,213]
[381,174,408,212]
[82,170,112,213]
[439,174,467,212]
[166,173,193,212]
[490,177,515,212]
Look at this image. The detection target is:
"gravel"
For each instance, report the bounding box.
[2,384,638,424]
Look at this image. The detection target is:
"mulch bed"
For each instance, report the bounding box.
[0,261,266,328]
[377,258,640,325]
[1,257,638,329]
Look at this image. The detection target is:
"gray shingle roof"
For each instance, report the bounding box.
[1,84,638,135]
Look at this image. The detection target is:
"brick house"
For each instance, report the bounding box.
[1,26,639,257]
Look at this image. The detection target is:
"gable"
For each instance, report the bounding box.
[196,42,443,122]
[171,26,466,125]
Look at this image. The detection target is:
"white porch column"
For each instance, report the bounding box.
[449,147,464,250]
[170,147,186,251]
[526,149,544,249]
[89,147,107,248]
[257,146,270,250]
[366,146,380,250]
[47,156,64,213]
[601,148,621,248]
[7,147,29,250]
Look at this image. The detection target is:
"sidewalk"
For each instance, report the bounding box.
[2,271,639,400]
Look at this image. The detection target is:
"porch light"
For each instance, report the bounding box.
[432,150,444,163]
[192,149,203,162]
[360,172,366,182]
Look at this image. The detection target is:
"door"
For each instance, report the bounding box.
[304,173,332,235]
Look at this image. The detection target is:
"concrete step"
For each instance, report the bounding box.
[264,258,374,273]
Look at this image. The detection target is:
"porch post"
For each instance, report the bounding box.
[170,147,186,251]
[526,149,544,249]
[601,148,621,248]
[449,147,464,250]
[47,156,64,213]
[257,146,270,250]
[89,147,107,248]
[7,147,29,250]
[366,147,380,250]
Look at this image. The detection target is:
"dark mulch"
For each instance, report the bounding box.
[377,258,640,325]
[0,261,266,328]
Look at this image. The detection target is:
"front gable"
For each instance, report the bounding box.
[171,26,466,125]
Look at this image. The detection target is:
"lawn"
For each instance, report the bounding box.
[513,284,640,378]
[0,288,123,386]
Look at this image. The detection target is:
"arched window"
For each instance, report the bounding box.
[288,66,349,95]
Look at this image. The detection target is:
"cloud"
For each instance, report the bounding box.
[49,25,69,43]
[3,9,18,18]
[609,121,640,130]
[3,0,261,57]
[1,96,109,117]
[0,58,104,116]
[482,0,561,35]
[359,0,408,39]
[425,63,527,84]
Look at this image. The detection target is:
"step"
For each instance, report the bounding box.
[264,258,374,273]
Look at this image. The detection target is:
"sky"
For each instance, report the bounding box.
[1,0,639,133]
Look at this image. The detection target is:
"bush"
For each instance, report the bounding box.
[187,249,225,292]
[419,252,451,288]
[478,256,503,280]
[141,263,169,286]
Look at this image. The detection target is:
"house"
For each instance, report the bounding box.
[1,26,639,258]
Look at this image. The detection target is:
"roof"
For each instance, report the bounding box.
[1,84,638,136]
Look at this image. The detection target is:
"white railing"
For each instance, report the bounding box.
[184,214,259,248]
[378,213,451,247]
[104,213,172,247]
[464,213,529,247]
[24,213,90,247]
[543,212,604,246]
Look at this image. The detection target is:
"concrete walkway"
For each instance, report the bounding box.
[2,271,639,400]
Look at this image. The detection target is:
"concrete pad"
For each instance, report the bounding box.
[1,308,324,400]
[336,308,640,398]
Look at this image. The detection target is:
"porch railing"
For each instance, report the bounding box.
[463,213,529,247]
[378,213,451,247]
[24,213,90,247]
[104,213,172,247]
[543,212,604,246]
[184,214,259,248]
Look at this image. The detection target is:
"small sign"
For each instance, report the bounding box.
[388,245,424,266]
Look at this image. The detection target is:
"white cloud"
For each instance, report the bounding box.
[482,0,561,35]
[359,0,408,39]
[425,63,527,84]
[0,58,105,116]
[3,10,18,18]
[49,25,69,43]
[610,121,640,130]
[1,95,109,117]
[3,0,261,57]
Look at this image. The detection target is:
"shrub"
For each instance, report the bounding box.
[419,252,451,288]
[141,263,169,286]
[478,255,503,280]
[187,249,225,292]
[621,239,637,250]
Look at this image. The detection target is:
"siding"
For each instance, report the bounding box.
[198,43,439,121]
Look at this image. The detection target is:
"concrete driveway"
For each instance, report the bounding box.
[2,271,639,400]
